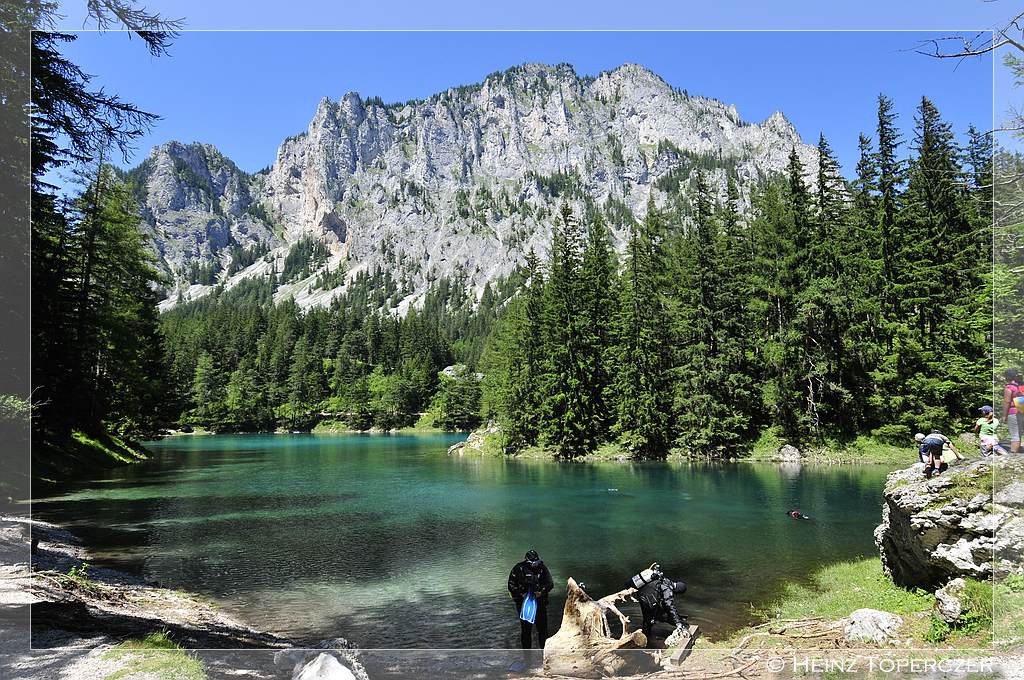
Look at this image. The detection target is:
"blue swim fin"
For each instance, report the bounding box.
[520,592,537,624]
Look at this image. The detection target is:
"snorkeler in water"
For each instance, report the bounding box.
[787,509,810,520]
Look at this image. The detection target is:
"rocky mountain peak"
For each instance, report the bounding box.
[131,62,819,314]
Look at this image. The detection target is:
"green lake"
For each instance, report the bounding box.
[31,433,899,648]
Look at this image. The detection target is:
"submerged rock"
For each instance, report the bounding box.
[843,609,903,645]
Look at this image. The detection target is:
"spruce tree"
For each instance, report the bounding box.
[611,199,673,459]
[672,170,745,455]
[539,203,595,458]
[578,211,617,441]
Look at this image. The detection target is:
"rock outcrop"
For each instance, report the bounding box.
[127,141,281,288]
[446,422,500,455]
[874,457,1024,589]
[129,62,819,314]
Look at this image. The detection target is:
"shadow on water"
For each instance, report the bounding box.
[31,433,896,648]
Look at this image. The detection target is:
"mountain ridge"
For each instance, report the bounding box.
[127,61,818,313]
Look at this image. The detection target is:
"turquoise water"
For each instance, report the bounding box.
[32,433,896,648]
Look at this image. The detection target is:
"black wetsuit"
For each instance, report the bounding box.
[508,558,554,649]
[636,577,686,645]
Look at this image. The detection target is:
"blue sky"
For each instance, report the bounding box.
[53,0,1010,31]
[53,30,994,178]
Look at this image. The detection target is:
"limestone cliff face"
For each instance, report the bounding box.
[130,141,281,285]
[131,63,818,312]
[874,458,1023,589]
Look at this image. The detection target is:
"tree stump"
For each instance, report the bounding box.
[542,578,658,678]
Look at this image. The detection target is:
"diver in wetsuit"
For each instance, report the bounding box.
[507,550,554,649]
[635,572,687,647]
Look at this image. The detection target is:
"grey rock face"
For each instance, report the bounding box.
[136,63,819,312]
[130,141,281,289]
[875,458,1023,588]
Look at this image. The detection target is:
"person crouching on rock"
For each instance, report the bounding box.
[914,431,962,478]
[508,549,554,649]
[634,569,687,647]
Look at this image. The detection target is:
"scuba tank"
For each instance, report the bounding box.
[629,563,662,589]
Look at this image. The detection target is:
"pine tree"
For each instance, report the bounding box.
[875,94,904,321]
[611,199,673,459]
[191,351,226,426]
[539,203,595,458]
[578,211,617,441]
[505,252,547,452]
[888,97,989,431]
[672,169,745,454]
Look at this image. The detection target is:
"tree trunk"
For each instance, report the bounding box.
[542,578,659,678]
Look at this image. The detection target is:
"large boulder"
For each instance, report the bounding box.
[294,653,357,680]
[777,444,802,462]
[934,578,966,623]
[874,458,1022,588]
[447,422,500,456]
[843,609,903,645]
[275,638,368,680]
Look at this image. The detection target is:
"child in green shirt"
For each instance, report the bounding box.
[975,405,1007,456]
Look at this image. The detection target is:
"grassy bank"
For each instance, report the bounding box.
[455,427,910,464]
[704,557,995,651]
[33,429,150,483]
[102,632,206,680]
[310,417,446,435]
[746,430,909,465]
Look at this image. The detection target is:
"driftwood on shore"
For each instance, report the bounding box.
[543,578,659,678]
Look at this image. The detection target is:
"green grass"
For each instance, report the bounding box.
[757,557,934,622]
[310,418,350,433]
[744,431,908,465]
[711,557,1002,651]
[925,465,994,509]
[102,632,206,680]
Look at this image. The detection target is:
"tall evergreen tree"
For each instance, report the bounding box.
[578,211,617,440]
[672,170,746,454]
[539,203,596,458]
[611,199,673,459]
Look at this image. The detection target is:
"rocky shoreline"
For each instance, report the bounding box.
[0,515,371,680]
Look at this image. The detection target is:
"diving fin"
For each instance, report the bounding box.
[520,592,537,624]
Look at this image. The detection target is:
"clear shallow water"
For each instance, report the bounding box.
[32,434,896,648]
